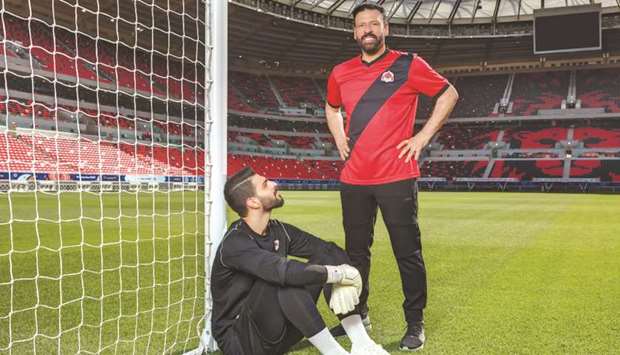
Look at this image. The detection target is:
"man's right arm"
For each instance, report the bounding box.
[220,231,361,292]
[326,103,350,160]
[325,68,350,161]
[220,233,329,286]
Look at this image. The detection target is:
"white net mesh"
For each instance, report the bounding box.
[0,0,209,353]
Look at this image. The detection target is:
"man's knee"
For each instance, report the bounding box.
[325,241,351,264]
[308,241,350,265]
[394,248,425,263]
[387,224,422,259]
[277,286,313,305]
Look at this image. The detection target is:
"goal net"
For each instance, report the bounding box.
[0,0,219,353]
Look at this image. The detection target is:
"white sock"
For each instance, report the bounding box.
[341,314,374,346]
[307,327,349,355]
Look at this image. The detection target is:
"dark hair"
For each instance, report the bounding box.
[352,2,385,21]
[224,167,256,217]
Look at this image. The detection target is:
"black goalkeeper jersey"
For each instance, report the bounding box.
[210,219,346,343]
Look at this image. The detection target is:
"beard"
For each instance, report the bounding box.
[260,193,284,211]
[356,33,384,56]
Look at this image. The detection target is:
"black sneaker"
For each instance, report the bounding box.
[399,321,425,351]
[329,314,371,337]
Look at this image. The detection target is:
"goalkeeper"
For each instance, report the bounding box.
[211,167,389,355]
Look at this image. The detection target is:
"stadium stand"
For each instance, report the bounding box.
[228,154,341,180]
[510,71,569,116]
[435,125,499,150]
[1,14,199,102]
[489,159,565,179]
[416,95,434,119]
[268,134,315,149]
[228,114,327,132]
[502,127,568,149]
[1,11,619,186]
[229,71,279,110]
[420,160,489,178]
[452,75,508,118]
[573,126,620,148]
[0,130,203,176]
[569,159,620,181]
[0,95,200,140]
[576,69,620,112]
[269,75,323,107]
[228,87,257,112]
[227,107,620,183]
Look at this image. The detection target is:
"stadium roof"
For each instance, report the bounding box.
[283,0,620,24]
[229,2,620,72]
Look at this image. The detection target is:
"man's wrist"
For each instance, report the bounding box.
[416,130,434,141]
[325,265,344,284]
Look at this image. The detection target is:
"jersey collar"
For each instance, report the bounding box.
[241,219,271,238]
[360,48,390,67]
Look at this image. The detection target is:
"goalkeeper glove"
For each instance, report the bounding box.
[329,284,359,315]
[325,264,362,296]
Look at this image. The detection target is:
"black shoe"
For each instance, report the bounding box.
[329,314,371,337]
[399,321,425,351]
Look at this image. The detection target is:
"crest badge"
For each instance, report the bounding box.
[381,70,394,83]
[274,239,280,251]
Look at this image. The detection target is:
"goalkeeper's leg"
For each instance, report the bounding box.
[228,279,348,355]
[279,241,357,355]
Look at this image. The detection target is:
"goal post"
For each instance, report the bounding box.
[198,0,228,353]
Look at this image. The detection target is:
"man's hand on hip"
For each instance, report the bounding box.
[397,131,433,163]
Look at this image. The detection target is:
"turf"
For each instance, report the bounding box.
[0,191,205,355]
[1,191,619,354]
[270,192,620,354]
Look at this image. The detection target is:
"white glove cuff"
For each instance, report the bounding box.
[324,265,344,284]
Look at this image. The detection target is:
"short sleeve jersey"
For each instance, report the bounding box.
[327,49,449,185]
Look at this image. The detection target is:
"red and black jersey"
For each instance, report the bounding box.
[327,49,449,185]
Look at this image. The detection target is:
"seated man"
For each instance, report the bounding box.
[211,167,389,355]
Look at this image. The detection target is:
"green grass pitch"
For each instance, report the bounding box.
[0,191,205,354]
[2,191,619,354]
[272,191,620,354]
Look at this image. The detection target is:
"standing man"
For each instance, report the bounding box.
[325,1,459,351]
[211,167,389,355]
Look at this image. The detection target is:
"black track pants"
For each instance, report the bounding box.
[340,178,426,324]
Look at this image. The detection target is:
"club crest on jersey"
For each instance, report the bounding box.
[274,240,280,251]
[381,70,394,83]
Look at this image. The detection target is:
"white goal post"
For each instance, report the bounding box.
[200,0,228,353]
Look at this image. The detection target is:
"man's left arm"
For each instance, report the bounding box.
[397,85,459,162]
[398,55,459,162]
[278,221,349,262]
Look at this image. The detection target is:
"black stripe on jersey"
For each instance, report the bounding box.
[348,53,414,152]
